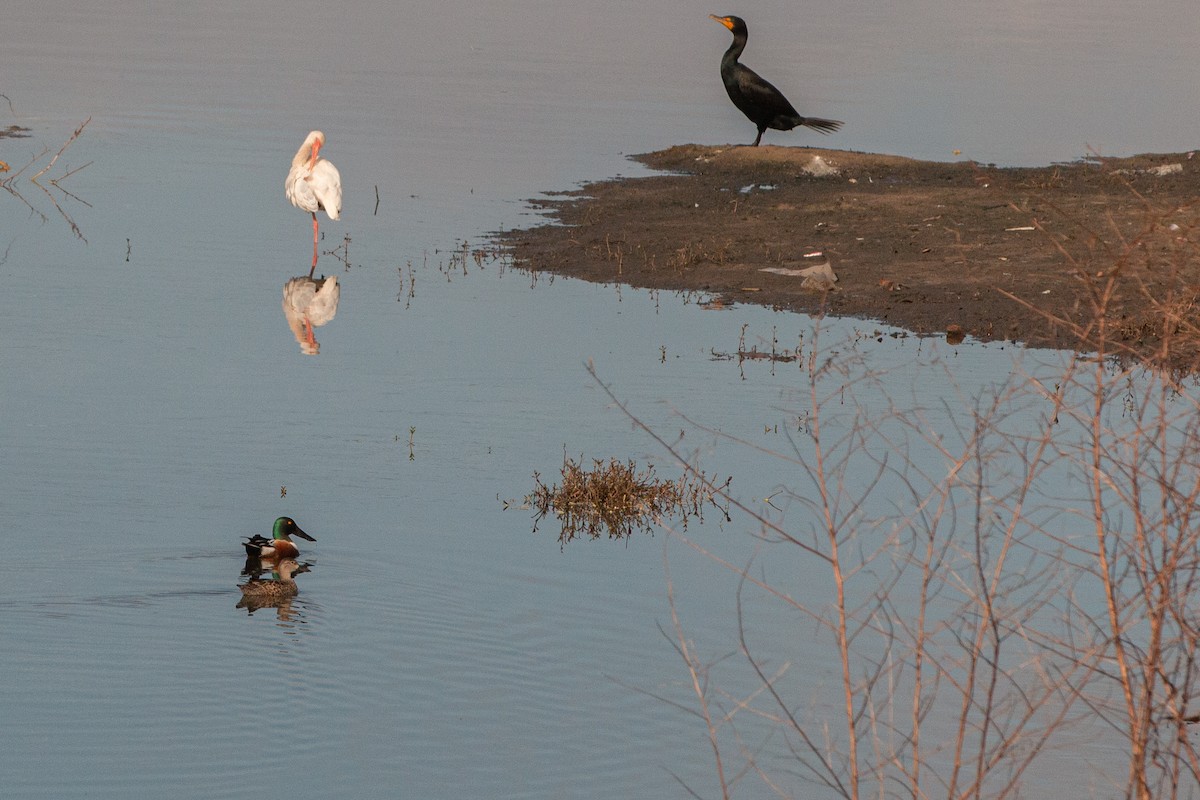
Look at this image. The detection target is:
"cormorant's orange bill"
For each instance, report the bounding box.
[709,14,735,30]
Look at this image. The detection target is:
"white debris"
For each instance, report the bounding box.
[800,260,838,289]
[1112,163,1184,177]
[760,259,838,290]
[1148,163,1183,176]
[801,155,840,177]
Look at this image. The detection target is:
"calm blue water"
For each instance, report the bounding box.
[3,1,1198,797]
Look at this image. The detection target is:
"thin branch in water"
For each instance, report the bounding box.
[30,116,90,183]
[3,117,92,241]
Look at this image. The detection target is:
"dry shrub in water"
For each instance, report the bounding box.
[0,116,91,244]
[596,279,1200,798]
[527,456,729,547]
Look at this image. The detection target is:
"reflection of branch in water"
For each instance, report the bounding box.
[708,323,802,379]
[30,117,92,241]
[1,117,92,242]
[327,232,352,270]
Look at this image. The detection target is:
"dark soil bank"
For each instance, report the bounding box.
[497,144,1200,365]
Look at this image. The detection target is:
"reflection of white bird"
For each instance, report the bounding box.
[285,130,342,276]
[283,275,340,355]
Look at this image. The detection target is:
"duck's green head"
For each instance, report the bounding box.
[273,516,317,542]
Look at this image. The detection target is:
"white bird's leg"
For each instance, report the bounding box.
[310,212,319,277]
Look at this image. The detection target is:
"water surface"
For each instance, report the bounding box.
[3,1,1198,797]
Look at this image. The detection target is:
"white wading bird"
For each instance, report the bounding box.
[285,130,342,276]
[282,275,340,355]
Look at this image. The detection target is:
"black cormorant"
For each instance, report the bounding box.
[709,15,842,146]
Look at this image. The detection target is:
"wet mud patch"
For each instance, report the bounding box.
[497,145,1200,367]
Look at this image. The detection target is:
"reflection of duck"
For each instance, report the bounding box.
[285,130,342,276]
[237,560,310,610]
[709,15,842,147]
[243,516,316,560]
[283,275,340,355]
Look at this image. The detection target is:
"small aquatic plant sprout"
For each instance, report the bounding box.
[285,130,342,276]
[242,516,316,560]
[526,456,730,546]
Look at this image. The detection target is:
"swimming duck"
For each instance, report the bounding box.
[242,516,316,559]
[237,559,308,605]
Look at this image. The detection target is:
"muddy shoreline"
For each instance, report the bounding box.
[497,144,1200,366]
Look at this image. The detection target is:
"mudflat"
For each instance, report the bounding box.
[498,144,1200,365]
